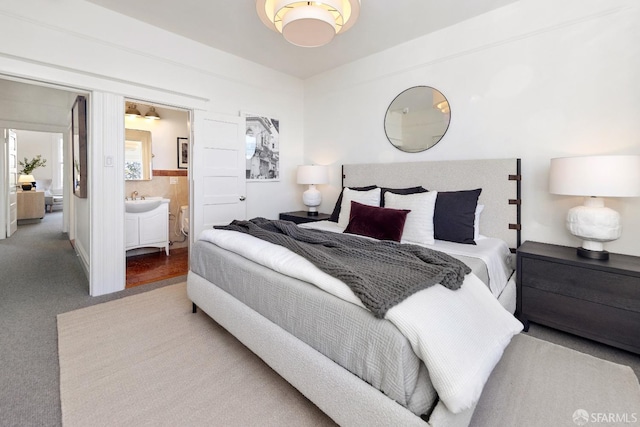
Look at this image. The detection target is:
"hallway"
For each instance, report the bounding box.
[0,211,184,426]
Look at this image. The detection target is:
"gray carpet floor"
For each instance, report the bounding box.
[1,211,638,426]
[0,212,185,427]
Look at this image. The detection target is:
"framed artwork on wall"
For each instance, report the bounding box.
[71,95,87,198]
[243,112,280,181]
[177,137,188,169]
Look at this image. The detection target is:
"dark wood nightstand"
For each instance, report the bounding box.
[516,240,640,354]
[279,211,331,225]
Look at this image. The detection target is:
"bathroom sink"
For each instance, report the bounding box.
[125,199,163,213]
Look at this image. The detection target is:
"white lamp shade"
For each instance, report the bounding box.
[297,165,329,185]
[549,155,640,197]
[18,174,35,183]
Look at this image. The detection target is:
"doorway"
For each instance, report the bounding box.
[123,101,191,288]
[14,129,65,225]
[1,78,79,242]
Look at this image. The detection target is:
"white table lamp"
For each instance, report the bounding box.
[18,174,35,191]
[297,165,329,216]
[549,155,640,260]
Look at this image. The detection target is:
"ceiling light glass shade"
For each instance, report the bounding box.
[125,104,142,118]
[256,0,360,47]
[145,106,160,120]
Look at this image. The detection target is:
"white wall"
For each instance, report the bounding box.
[0,0,304,218]
[0,0,304,295]
[15,130,57,184]
[304,0,640,256]
[124,105,189,171]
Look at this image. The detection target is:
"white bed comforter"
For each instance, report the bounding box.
[198,228,523,414]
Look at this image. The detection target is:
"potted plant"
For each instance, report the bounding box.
[19,155,47,189]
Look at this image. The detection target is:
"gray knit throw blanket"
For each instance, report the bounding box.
[215,218,471,318]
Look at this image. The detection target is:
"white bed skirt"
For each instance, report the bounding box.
[498,276,517,315]
[187,271,477,427]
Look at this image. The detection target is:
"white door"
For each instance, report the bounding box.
[191,111,246,241]
[6,129,17,237]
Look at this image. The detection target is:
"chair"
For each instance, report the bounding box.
[45,190,63,212]
[37,179,63,213]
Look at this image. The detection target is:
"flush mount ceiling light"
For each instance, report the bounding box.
[256,0,361,48]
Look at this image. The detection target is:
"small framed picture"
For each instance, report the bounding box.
[177,137,188,169]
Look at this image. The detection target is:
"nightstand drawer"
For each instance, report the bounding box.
[516,241,640,354]
[521,258,640,312]
[523,287,640,353]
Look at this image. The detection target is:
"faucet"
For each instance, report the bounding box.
[131,190,138,200]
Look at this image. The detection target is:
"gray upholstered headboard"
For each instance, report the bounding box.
[342,158,521,251]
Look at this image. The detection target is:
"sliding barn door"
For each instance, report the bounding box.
[191,111,246,242]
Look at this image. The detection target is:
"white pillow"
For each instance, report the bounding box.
[474,204,485,240]
[384,191,438,245]
[338,187,382,228]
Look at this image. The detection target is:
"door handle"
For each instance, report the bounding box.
[239,196,246,201]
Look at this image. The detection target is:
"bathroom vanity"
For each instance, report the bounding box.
[125,198,169,255]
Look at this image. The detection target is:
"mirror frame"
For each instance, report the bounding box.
[384,86,451,153]
[72,95,88,198]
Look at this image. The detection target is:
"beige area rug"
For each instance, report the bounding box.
[57,283,335,427]
[59,283,640,427]
[470,334,640,427]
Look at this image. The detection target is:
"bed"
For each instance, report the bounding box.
[188,158,523,427]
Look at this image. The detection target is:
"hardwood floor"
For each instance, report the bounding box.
[126,247,189,288]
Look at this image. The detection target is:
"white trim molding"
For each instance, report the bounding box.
[89,91,126,296]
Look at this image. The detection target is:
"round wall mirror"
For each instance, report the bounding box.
[384,86,451,153]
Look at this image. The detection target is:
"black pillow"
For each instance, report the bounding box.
[380,186,428,207]
[329,185,378,222]
[433,189,482,245]
[344,201,410,242]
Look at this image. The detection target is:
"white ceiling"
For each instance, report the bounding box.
[85,0,520,79]
[0,1,520,119]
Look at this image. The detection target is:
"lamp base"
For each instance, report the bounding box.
[577,247,609,261]
[566,198,620,263]
[302,185,321,217]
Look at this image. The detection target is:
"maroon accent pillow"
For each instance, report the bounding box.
[344,201,410,242]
